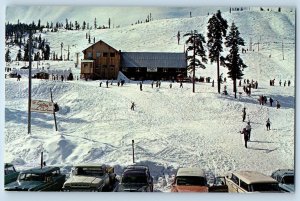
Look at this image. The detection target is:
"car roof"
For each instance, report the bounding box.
[233,171,278,184]
[5,163,14,168]
[272,169,294,176]
[125,165,149,171]
[20,166,60,174]
[176,168,206,177]
[74,163,106,168]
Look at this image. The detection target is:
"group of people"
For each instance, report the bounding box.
[240,107,272,148]
[270,79,292,87]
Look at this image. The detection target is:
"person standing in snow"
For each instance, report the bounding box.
[246,121,252,141]
[180,81,183,88]
[169,83,172,88]
[269,97,274,107]
[279,80,282,86]
[288,80,291,86]
[106,80,109,88]
[276,100,281,109]
[242,107,246,122]
[131,102,136,111]
[240,128,249,148]
[140,82,143,91]
[99,81,102,87]
[212,80,214,87]
[266,118,271,131]
[17,74,21,81]
[151,81,154,88]
[284,80,286,87]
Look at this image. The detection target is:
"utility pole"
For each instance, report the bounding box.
[60,42,63,60]
[282,41,284,60]
[249,37,252,51]
[132,140,135,163]
[192,30,196,93]
[257,41,260,52]
[28,29,32,135]
[50,88,58,131]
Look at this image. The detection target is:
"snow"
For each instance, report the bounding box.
[4,8,295,194]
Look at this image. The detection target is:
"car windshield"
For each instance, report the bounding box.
[176,176,207,186]
[19,173,44,181]
[122,172,147,184]
[75,167,104,176]
[282,176,294,184]
[251,183,280,192]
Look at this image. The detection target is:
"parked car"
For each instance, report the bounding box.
[5,166,66,191]
[208,176,229,192]
[62,164,116,192]
[271,169,294,192]
[114,165,153,192]
[4,163,19,185]
[225,171,281,193]
[171,167,209,192]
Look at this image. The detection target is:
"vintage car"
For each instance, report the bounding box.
[271,169,294,192]
[225,171,281,193]
[62,164,116,192]
[114,165,153,192]
[171,167,209,192]
[5,166,66,191]
[4,163,19,185]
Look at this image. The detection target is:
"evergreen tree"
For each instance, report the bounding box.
[17,49,22,61]
[220,23,247,98]
[24,42,29,61]
[88,34,91,43]
[5,49,11,62]
[65,18,69,30]
[44,44,50,60]
[184,30,207,93]
[94,18,97,29]
[207,10,228,94]
[109,18,111,29]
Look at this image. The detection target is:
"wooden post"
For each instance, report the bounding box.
[132,140,135,163]
[28,29,32,135]
[41,152,43,169]
[50,88,58,131]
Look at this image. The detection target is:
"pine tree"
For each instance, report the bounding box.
[17,49,22,61]
[5,49,11,62]
[220,23,247,98]
[94,18,97,29]
[109,18,111,29]
[44,44,50,60]
[184,30,207,93]
[207,10,228,94]
[82,21,86,30]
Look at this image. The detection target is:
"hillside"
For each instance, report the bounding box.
[4,9,295,192]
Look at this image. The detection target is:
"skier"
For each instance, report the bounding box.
[223,85,228,95]
[276,100,281,109]
[180,81,183,88]
[245,121,252,141]
[130,102,136,111]
[284,80,286,87]
[266,118,271,131]
[242,107,246,122]
[279,80,282,86]
[240,128,249,148]
[158,81,161,88]
[269,97,274,107]
[212,80,214,87]
[151,81,154,88]
[288,80,291,86]
[106,80,109,88]
[99,81,102,87]
[177,31,180,45]
[140,82,143,91]
[117,81,120,87]
[239,80,241,87]
[17,74,21,81]
[169,83,172,88]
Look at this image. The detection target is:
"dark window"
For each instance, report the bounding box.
[96,52,101,57]
[87,52,92,59]
[103,65,107,68]
[250,183,280,192]
[240,180,250,191]
[282,176,294,184]
[163,68,168,72]
[110,53,115,57]
[176,176,207,186]
[230,174,239,185]
[110,65,115,68]
[103,52,108,57]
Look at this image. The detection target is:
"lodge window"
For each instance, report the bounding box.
[163,68,168,72]
[240,180,249,191]
[103,65,107,68]
[87,52,92,59]
[136,68,141,72]
[123,68,128,72]
[96,52,101,58]
[110,53,115,57]
[103,52,108,57]
[110,65,115,68]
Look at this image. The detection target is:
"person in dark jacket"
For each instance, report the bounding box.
[266,118,271,131]
[242,107,246,122]
[240,128,249,148]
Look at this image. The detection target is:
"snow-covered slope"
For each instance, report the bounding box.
[4,9,295,192]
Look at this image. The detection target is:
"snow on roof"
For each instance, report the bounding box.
[176,168,206,177]
[233,171,278,184]
[81,60,94,63]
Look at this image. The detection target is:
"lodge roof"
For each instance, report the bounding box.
[82,40,119,52]
[121,52,186,68]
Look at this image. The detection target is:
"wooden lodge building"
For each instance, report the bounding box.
[81,40,187,81]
